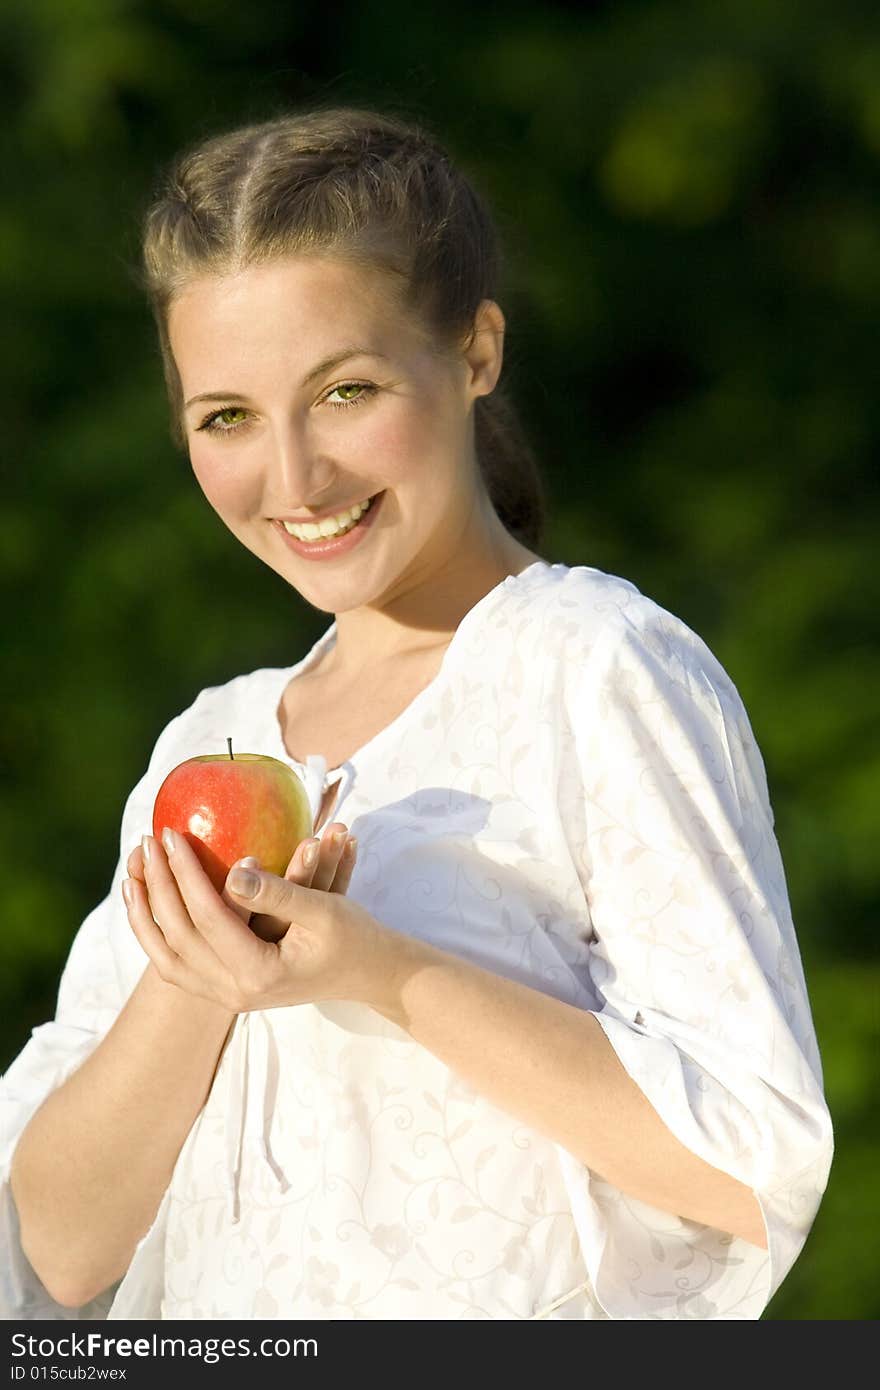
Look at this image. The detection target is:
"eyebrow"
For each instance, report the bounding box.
[184,347,389,409]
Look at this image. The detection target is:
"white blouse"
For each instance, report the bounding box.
[0,561,833,1320]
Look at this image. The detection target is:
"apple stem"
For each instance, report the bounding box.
[227,737,234,760]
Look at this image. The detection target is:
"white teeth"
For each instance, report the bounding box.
[281,496,372,541]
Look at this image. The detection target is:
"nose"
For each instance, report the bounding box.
[268,415,336,510]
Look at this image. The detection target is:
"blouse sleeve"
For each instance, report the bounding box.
[0,696,209,1320]
[555,599,833,1320]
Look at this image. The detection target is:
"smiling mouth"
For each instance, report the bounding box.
[274,491,384,543]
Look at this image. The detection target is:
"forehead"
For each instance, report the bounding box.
[168,256,413,371]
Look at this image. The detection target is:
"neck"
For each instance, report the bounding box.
[321,512,541,682]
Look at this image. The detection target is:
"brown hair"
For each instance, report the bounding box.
[138,104,546,548]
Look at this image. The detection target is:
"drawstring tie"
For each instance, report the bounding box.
[224,1011,290,1223]
[224,753,353,1225]
[530,1279,593,1318]
[302,754,330,821]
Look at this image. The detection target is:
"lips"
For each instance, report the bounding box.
[275,492,381,528]
[273,490,385,560]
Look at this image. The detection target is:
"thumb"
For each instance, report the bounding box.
[222,856,262,923]
[226,860,318,916]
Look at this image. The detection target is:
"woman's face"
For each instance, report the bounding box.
[167,255,501,617]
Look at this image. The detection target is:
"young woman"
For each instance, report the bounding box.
[2,106,833,1320]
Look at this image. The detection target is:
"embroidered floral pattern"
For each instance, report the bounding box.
[1,563,832,1321]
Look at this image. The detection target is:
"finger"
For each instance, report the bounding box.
[127,844,146,882]
[247,832,357,943]
[310,824,349,892]
[246,844,313,943]
[123,874,185,983]
[281,837,321,888]
[161,829,273,974]
[124,876,233,1006]
[143,833,233,981]
[329,834,358,895]
[138,841,255,925]
[226,861,327,926]
[221,856,260,924]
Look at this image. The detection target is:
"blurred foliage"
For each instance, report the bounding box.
[2,0,877,1319]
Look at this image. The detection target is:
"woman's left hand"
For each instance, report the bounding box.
[124,826,405,1015]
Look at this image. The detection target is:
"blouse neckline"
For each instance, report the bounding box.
[267,559,552,779]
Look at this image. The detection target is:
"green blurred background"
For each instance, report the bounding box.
[2,0,877,1318]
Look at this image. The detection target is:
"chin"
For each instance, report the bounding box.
[281,566,388,614]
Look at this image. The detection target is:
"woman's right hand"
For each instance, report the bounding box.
[125,822,357,944]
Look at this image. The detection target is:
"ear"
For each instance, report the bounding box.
[460,299,506,401]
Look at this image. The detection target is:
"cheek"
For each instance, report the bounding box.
[188,441,258,512]
[349,393,452,484]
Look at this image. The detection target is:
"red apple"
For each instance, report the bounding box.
[152,740,314,893]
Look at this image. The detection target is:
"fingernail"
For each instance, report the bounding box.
[303,842,318,868]
[141,834,152,864]
[122,879,134,909]
[332,829,345,849]
[344,837,358,858]
[228,867,260,899]
[161,827,176,855]
[240,856,261,869]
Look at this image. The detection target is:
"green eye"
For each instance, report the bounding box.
[214,408,248,428]
[326,382,377,410]
[199,407,249,434]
